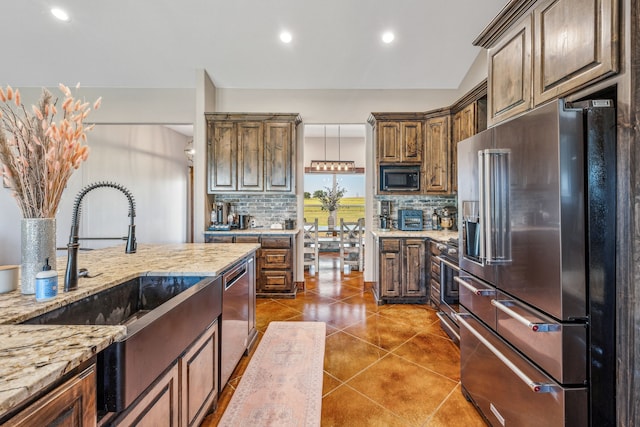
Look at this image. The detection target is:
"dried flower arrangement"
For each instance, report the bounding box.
[318,184,346,212]
[0,84,101,218]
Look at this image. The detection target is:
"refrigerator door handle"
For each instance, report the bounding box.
[491,299,561,332]
[456,313,558,393]
[481,149,511,265]
[455,276,494,296]
[478,150,486,263]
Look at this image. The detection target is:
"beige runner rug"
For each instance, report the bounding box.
[218,321,326,427]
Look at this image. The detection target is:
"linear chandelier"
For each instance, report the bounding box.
[308,125,356,173]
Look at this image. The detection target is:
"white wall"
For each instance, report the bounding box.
[0,124,190,265]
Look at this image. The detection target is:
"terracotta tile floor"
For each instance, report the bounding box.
[202,253,486,426]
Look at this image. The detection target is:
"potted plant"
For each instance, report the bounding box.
[0,84,100,294]
[317,184,346,229]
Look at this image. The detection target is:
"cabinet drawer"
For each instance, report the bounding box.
[260,249,291,269]
[380,239,401,252]
[259,270,293,291]
[205,235,234,243]
[430,259,440,277]
[430,278,441,303]
[235,235,260,243]
[260,236,291,249]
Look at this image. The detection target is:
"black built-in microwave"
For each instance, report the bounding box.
[380,165,420,192]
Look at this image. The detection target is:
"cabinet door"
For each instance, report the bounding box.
[208,121,236,192]
[452,103,478,192]
[180,322,218,427]
[488,16,532,126]
[237,122,264,192]
[264,122,292,192]
[379,239,402,297]
[424,115,450,194]
[400,121,423,163]
[533,0,618,104]
[403,239,427,297]
[377,122,401,162]
[5,366,96,427]
[115,364,179,426]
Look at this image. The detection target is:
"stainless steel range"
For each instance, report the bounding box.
[430,238,460,345]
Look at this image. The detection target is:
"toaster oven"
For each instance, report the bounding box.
[398,209,423,231]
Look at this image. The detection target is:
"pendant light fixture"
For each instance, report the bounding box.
[309,125,356,173]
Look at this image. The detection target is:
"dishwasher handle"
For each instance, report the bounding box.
[224,262,247,290]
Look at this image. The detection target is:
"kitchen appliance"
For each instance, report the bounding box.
[379,165,420,192]
[378,200,391,231]
[431,238,460,345]
[397,209,423,231]
[214,202,230,225]
[238,214,251,230]
[284,219,296,230]
[221,257,255,387]
[457,99,616,426]
[439,205,457,230]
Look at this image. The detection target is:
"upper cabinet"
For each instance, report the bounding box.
[476,0,618,126]
[487,16,533,126]
[452,87,487,192]
[533,0,618,104]
[370,113,424,164]
[424,114,450,194]
[206,113,301,194]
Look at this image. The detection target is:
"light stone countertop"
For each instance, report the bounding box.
[203,228,300,235]
[0,243,258,420]
[370,229,459,242]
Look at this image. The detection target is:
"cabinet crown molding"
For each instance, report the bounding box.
[205,113,302,125]
[473,0,537,48]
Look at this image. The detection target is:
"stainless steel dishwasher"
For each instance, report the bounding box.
[221,257,254,387]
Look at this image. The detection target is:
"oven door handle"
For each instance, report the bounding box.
[491,299,561,332]
[435,255,460,272]
[456,313,557,393]
[454,276,494,296]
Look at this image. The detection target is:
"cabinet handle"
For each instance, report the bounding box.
[491,299,561,332]
[456,313,557,393]
[454,276,494,296]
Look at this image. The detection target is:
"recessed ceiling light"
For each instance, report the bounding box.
[382,31,395,44]
[280,31,292,43]
[51,7,70,22]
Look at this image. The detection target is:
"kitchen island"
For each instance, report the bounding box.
[0,243,259,424]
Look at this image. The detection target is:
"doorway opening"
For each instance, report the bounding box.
[303,124,366,274]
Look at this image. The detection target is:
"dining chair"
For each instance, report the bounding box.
[303,218,319,274]
[339,218,364,273]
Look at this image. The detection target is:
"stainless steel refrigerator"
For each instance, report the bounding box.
[456,99,616,426]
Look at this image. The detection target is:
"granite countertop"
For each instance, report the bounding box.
[370,229,459,242]
[0,243,258,419]
[204,228,300,235]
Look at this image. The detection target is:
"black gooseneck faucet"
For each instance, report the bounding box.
[64,182,137,291]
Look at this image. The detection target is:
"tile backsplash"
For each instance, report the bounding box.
[211,194,297,228]
[374,195,457,230]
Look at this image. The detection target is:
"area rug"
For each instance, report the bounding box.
[218,321,326,427]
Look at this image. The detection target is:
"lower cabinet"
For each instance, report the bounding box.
[374,237,428,304]
[204,233,296,297]
[113,321,218,427]
[5,365,97,427]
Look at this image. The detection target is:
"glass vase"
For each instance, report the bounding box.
[21,218,56,294]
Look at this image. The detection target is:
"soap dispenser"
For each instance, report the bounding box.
[35,258,58,302]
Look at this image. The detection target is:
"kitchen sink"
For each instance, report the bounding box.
[23,274,223,414]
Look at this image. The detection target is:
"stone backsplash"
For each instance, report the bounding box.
[211,194,297,228]
[374,194,457,230]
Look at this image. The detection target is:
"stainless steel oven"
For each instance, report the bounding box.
[433,238,460,345]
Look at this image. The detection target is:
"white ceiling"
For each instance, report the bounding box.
[5,0,508,90]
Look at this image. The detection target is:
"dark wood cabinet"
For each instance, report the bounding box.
[5,365,97,427]
[374,237,428,304]
[429,241,442,307]
[452,90,488,192]
[424,114,450,194]
[204,233,296,297]
[487,15,533,126]
[373,118,424,164]
[258,235,295,296]
[532,0,618,104]
[206,113,301,194]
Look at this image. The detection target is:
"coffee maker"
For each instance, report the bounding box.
[378,201,391,231]
[211,202,230,227]
[440,205,457,231]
